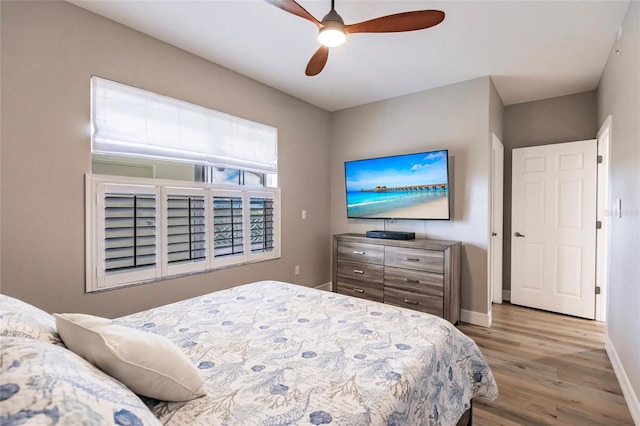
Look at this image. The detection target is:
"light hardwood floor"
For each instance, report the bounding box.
[458,303,634,425]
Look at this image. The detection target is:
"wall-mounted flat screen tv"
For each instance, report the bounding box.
[344,149,450,220]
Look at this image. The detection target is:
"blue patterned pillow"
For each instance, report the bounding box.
[0,294,61,344]
[0,337,161,425]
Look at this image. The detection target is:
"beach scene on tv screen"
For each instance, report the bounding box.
[345,150,449,219]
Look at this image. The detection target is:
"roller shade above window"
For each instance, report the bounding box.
[91,77,278,173]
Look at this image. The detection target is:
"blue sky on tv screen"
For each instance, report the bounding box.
[345,150,448,192]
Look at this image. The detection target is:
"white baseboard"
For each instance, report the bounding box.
[502,290,511,301]
[605,334,640,424]
[314,281,332,291]
[460,309,492,328]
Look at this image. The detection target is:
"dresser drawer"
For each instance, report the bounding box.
[384,266,444,297]
[384,246,444,273]
[337,241,384,264]
[337,260,384,283]
[384,287,444,317]
[336,278,383,303]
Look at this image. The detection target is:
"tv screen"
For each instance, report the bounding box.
[344,149,450,220]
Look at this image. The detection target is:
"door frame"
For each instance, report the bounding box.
[489,134,504,307]
[595,116,612,322]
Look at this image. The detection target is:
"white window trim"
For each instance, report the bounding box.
[86,174,280,292]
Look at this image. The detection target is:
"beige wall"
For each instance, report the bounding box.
[597,0,640,417]
[489,79,504,143]
[502,91,598,292]
[0,0,3,294]
[0,1,332,317]
[330,77,494,315]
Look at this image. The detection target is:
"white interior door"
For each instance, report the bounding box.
[490,135,504,304]
[511,140,597,319]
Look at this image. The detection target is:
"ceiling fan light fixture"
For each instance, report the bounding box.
[318,24,346,47]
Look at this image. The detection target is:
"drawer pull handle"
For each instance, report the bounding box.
[404,299,419,305]
[353,251,366,255]
[353,269,364,274]
[405,278,420,284]
[405,257,421,262]
[353,288,365,293]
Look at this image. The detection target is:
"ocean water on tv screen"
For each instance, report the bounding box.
[347,190,447,218]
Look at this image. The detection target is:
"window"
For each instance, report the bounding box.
[87,77,279,292]
[87,176,280,292]
[195,165,268,187]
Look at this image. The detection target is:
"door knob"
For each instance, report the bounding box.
[514,232,525,237]
[492,232,498,236]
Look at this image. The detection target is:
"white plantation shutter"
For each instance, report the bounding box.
[104,193,157,272]
[96,183,161,289]
[212,195,245,259]
[166,195,206,264]
[87,176,280,292]
[210,191,278,265]
[91,77,278,173]
[249,196,275,254]
[163,188,209,276]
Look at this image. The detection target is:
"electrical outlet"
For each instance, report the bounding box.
[301,210,307,220]
[294,265,300,276]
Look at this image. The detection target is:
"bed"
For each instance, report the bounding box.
[1,280,497,425]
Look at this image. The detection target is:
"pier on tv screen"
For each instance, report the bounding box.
[344,149,450,220]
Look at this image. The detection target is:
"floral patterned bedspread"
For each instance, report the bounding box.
[117,281,498,425]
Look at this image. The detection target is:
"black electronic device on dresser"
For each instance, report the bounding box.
[365,230,415,240]
[332,233,461,324]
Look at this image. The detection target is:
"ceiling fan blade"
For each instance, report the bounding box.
[265,0,320,27]
[345,10,445,34]
[305,46,329,76]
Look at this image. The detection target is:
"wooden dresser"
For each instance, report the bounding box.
[332,233,461,324]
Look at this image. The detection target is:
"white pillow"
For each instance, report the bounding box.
[54,313,206,402]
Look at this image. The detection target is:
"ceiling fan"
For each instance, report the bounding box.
[265,0,445,76]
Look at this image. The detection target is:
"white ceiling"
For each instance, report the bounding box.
[69,0,630,112]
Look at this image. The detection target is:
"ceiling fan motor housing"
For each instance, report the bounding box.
[321,9,344,26]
